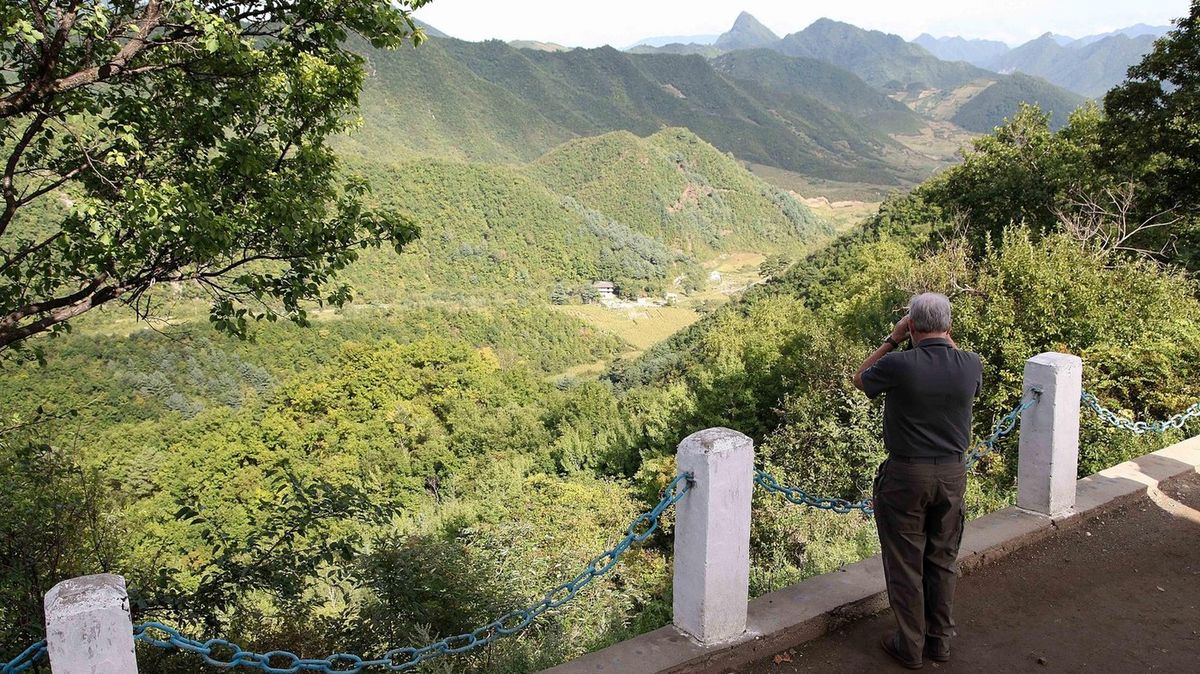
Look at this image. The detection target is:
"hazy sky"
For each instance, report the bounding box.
[414,0,1186,48]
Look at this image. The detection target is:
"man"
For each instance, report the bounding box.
[853,293,982,670]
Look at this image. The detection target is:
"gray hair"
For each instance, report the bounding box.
[909,292,952,333]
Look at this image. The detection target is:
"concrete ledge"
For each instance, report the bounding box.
[543,435,1200,674]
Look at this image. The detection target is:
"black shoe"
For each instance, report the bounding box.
[881,633,923,670]
[924,641,950,663]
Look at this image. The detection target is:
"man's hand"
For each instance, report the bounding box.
[890,315,912,344]
[855,315,911,391]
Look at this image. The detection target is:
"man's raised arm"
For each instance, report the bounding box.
[854,316,911,391]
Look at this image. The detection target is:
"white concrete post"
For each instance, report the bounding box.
[45,574,138,674]
[1017,352,1083,517]
[672,427,754,644]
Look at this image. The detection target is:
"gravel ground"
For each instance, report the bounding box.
[741,473,1200,674]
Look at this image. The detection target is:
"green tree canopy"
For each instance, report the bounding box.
[1104,1,1200,216]
[0,0,430,354]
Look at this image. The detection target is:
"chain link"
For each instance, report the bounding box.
[966,390,1041,466]
[757,390,1042,513]
[754,470,875,515]
[23,386,1200,672]
[1,641,46,674]
[121,472,693,673]
[1081,391,1200,434]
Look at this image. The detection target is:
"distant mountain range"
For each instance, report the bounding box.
[914,24,1169,97]
[625,14,1164,99]
[627,34,720,49]
[349,10,1170,204]
[623,15,1084,134]
[345,36,939,186]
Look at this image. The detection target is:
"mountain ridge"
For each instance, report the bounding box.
[714,12,780,51]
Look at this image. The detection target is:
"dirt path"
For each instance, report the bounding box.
[742,473,1200,674]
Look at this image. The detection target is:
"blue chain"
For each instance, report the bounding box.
[754,470,875,515]
[1081,391,1200,434]
[756,390,1042,514]
[966,389,1042,466]
[122,472,693,673]
[1,641,46,674]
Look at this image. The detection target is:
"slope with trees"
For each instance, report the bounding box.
[349,35,937,186]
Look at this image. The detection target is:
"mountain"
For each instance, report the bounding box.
[772,19,1083,132]
[627,34,720,49]
[712,49,924,134]
[626,43,722,57]
[714,12,780,51]
[913,34,1009,67]
[531,128,832,251]
[985,33,1157,97]
[950,72,1084,132]
[1073,24,1170,47]
[509,40,570,52]
[340,38,575,165]
[346,128,832,297]
[776,18,990,92]
[414,19,448,39]
[347,36,935,186]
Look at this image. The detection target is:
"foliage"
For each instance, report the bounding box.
[344,35,940,186]
[0,425,119,653]
[712,49,924,134]
[5,8,1200,672]
[333,129,831,300]
[919,6,1200,269]
[533,128,832,254]
[1104,2,1200,222]
[0,0,429,353]
[921,103,1107,248]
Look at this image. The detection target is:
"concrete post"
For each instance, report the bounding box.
[45,574,138,674]
[672,427,754,644]
[1017,352,1083,517]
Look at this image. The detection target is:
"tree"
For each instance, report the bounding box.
[1102,2,1200,263]
[918,104,1106,250]
[0,0,431,354]
[759,253,794,279]
[549,283,570,305]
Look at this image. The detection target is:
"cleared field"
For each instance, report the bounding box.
[551,304,702,351]
[892,119,978,162]
[748,163,897,202]
[796,197,881,233]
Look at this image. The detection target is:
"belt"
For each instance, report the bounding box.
[890,454,964,465]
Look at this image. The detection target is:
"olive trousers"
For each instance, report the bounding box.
[873,456,968,664]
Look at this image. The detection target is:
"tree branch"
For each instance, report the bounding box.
[0,0,163,119]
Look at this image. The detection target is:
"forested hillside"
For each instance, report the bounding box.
[633,14,1087,138]
[339,128,831,300]
[343,36,937,186]
[712,49,924,134]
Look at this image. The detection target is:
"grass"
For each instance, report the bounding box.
[551,304,703,352]
[747,163,899,202]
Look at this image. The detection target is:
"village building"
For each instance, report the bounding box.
[592,281,616,298]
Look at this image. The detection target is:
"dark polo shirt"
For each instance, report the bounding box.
[860,337,982,459]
